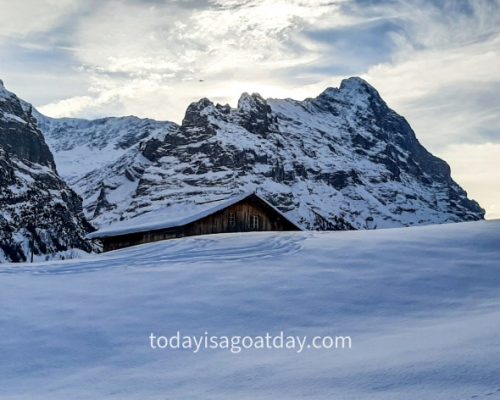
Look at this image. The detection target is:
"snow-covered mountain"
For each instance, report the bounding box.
[0,80,94,262]
[33,111,176,184]
[45,77,482,229]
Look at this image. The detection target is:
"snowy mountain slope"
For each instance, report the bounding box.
[32,111,177,184]
[0,80,94,262]
[71,77,483,229]
[1,220,499,399]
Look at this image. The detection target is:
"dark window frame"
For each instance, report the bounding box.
[228,212,236,227]
[250,214,259,230]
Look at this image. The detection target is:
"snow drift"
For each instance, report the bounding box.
[1,220,499,399]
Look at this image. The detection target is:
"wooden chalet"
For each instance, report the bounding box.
[87,192,302,252]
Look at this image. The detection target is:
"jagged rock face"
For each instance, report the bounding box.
[0,90,55,168]
[236,93,277,136]
[0,82,94,263]
[35,77,483,230]
[64,77,484,230]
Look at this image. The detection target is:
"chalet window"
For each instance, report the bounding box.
[228,212,236,227]
[250,214,259,230]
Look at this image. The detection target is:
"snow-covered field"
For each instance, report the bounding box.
[1,220,500,399]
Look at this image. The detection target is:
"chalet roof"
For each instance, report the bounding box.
[87,192,302,239]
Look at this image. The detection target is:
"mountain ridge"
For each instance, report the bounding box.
[26,76,482,230]
[0,81,95,262]
[32,111,177,184]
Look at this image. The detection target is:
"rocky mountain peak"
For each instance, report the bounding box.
[0,79,13,100]
[62,78,483,231]
[0,80,95,262]
[0,81,55,169]
[236,92,275,136]
[315,76,386,112]
[237,92,266,111]
[182,97,216,127]
[339,76,376,92]
[185,97,215,115]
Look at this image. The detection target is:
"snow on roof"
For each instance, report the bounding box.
[87,192,300,239]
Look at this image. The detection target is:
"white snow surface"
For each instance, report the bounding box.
[1,220,500,399]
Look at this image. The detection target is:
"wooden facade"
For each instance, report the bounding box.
[99,194,301,252]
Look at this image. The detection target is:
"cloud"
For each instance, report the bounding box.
[356,0,500,150]
[30,0,500,137]
[0,0,81,39]
[364,36,500,148]
[438,143,500,219]
[38,95,104,119]
[36,0,353,120]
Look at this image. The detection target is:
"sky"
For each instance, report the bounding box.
[0,0,498,219]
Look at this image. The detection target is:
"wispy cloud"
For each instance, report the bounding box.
[0,0,81,39]
[41,0,351,119]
